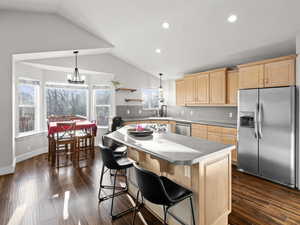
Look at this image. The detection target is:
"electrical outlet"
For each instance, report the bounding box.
[138,109,142,114]
[229,112,233,118]
[190,110,193,116]
[127,109,130,114]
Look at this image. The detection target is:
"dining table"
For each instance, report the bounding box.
[48,120,97,167]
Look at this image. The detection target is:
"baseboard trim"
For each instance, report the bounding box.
[0,158,16,176]
[16,147,47,163]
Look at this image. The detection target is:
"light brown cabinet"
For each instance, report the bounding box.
[238,55,296,89]
[264,59,295,87]
[195,73,209,104]
[227,70,239,105]
[176,79,185,106]
[192,124,208,139]
[184,75,196,105]
[192,124,237,164]
[209,69,227,104]
[239,64,264,89]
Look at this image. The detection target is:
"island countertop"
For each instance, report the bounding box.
[106,126,235,165]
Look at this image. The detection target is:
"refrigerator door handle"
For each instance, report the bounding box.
[258,103,263,139]
[254,103,259,139]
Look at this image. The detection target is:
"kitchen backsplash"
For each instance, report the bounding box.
[116,105,157,118]
[117,105,237,124]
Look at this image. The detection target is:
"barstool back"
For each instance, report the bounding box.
[99,145,121,169]
[134,163,172,205]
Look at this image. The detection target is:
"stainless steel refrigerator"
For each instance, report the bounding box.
[238,86,296,188]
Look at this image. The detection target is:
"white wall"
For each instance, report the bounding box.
[26,53,159,105]
[0,10,112,175]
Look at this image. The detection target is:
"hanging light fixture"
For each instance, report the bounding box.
[67,51,85,84]
[158,73,164,103]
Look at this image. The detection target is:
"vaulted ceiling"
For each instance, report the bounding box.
[1,0,300,78]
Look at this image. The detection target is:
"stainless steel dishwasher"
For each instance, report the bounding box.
[175,122,191,136]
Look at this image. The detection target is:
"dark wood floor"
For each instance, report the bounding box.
[1,150,300,225]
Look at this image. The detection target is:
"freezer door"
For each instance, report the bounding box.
[238,89,259,175]
[259,86,295,187]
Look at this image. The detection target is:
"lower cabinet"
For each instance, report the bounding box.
[192,124,237,164]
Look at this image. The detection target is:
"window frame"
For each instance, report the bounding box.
[17,79,40,137]
[44,83,90,121]
[92,85,114,129]
[141,88,160,110]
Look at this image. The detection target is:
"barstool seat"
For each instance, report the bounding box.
[160,176,193,204]
[132,163,195,225]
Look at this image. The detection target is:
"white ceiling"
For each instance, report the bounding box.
[1,0,300,78]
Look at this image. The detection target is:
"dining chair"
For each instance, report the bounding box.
[54,122,77,168]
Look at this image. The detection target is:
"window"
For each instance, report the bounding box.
[142,88,159,109]
[18,79,39,134]
[93,86,113,127]
[46,84,88,117]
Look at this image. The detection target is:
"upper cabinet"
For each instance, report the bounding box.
[184,75,197,105]
[238,64,264,89]
[176,79,185,106]
[176,55,296,106]
[195,72,209,104]
[227,70,239,105]
[209,69,227,104]
[238,55,296,89]
[264,59,295,87]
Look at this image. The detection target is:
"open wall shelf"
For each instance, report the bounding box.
[116,88,137,92]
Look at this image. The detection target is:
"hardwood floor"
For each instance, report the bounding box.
[230,168,300,225]
[1,150,300,225]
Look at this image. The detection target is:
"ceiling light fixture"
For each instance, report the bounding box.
[155,48,161,54]
[227,14,238,23]
[162,22,170,29]
[67,51,85,84]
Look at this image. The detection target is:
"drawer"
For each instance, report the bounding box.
[207,132,222,143]
[222,127,237,135]
[207,125,222,134]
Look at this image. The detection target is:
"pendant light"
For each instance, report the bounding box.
[158,73,164,103]
[67,51,85,84]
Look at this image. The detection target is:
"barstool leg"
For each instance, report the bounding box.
[132,190,140,225]
[163,205,168,225]
[189,197,196,225]
[110,169,118,219]
[98,164,105,201]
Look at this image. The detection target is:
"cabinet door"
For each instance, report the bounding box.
[176,79,185,106]
[227,70,238,105]
[264,59,295,87]
[184,76,196,105]
[222,134,237,164]
[209,70,226,104]
[192,124,207,139]
[195,73,209,104]
[239,65,264,89]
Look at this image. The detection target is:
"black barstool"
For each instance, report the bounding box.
[132,163,196,225]
[98,144,135,220]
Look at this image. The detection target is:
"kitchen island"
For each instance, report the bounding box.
[106,125,235,225]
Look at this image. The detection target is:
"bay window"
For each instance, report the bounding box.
[18,79,40,134]
[45,84,88,117]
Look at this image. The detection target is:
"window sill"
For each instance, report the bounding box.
[15,130,46,140]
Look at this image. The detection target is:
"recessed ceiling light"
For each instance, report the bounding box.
[155,48,161,54]
[227,14,237,23]
[162,22,170,29]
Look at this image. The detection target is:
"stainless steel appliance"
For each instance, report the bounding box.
[238,86,296,188]
[175,122,191,136]
[159,105,167,117]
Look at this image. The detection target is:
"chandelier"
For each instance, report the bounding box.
[67,51,85,84]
